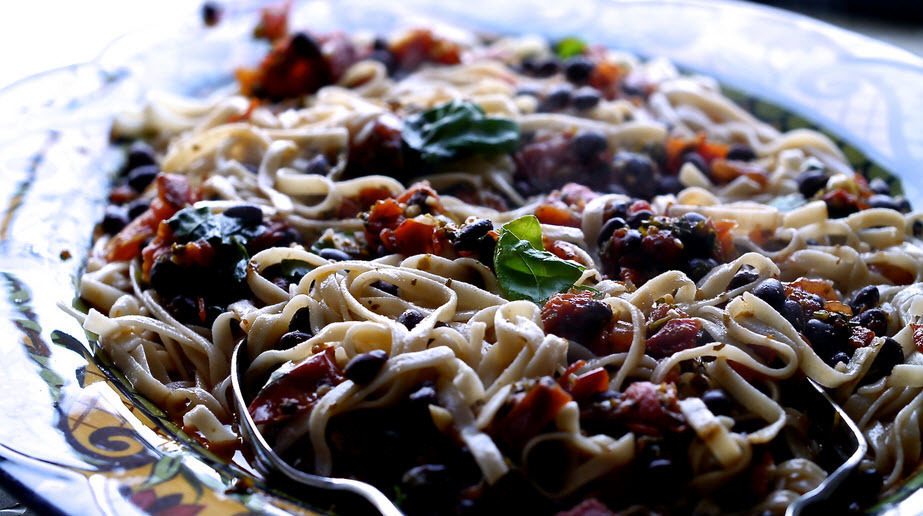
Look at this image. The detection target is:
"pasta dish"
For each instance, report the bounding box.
[65,18,923,515]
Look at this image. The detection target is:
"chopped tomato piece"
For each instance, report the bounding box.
[709,159,767,187]
[567,368,610,400]
[849,326,876,349]
[646,318,701,358]
[387,218,443,256]
[869,263,915,285]
[496,378,572,448]
[390,29,461,72]
[786,277,838,300]
[535,202,581,227]
[248,348,343,425]
[106,174,194,262]
[253,1,290,42]
[913,323,923,354]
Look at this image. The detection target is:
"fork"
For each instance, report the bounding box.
[786,377,868,516]
[230,342,403,516]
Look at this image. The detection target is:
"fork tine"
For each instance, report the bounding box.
[230,342,403,516]
[786,378,868,516]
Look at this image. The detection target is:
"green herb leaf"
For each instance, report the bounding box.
[493,215,585,304]
[402,99,520,163]
[278,259,314,284]
[555,37,587,60]
[168,207,264,246]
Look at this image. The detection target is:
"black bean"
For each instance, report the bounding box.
[397,309,426,330]
[728,268,759,290]
[867,194,901,211]
[201,1,222,26]
[572,87,601,111]
[862,338,904,385]
[804,319,848,365]
[535,58,561,77]
[622,229,643,248]
[223,204,263,225]
[627,210,654,228]
[318,248,351,262]
[278,330,312,349]
[564,57,595,83]
[612,152,658,199]
[868,178,891,195]
[849,286,879,314]
[913,220,923,238]
[304,154,331,175]
[726,144,757,162]
[752,278,786,309]
[572,131,608,163]
[855,308,888,337]
[454,219,493,251]
[149,259,183,295]
[543,85,572,110]
[681,152,709,174]
[291,32,322,58]
[682,212,708,225]
[371,280,399,296]
[831,351,850,365]
[372,37,388,51]
[796,170,829,199]
[275,226,300,247]
[686,257,718,282]
[126,141,156,171]
[167,295,200,324]
[370,49,396,73]
[597,217,627,246]
[126,199,150,219]
[288,306,312,332]
[898,198,912,213]
[702,389,732,416]
[127,165,159,192]
[782,300,806,331]
[344,349,388,384]
[102,205,129,234]
[657,175,683,195]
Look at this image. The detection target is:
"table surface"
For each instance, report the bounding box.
[0,1,920,514]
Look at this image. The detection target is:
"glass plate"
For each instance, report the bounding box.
[0,1,921,514]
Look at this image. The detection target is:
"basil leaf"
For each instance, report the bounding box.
[402,99,520,163]
[278,259,314,283]
[494,215,585,304]
[168,207,263,246]
[555,37,586,59]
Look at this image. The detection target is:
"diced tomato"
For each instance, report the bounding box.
[542,292,613,347]
[535,202,581,227]
[547,240,584,264]
[913,323,923,354]
[588,61,625,100]
[496,378,572,448]
[665,134,729,173]
[567,368,610,400]
[597,320,636,355]
[253,1,290,42]
[849,326,876,349]
[248,348,343,425]
[869,263,915,285]
[390,29,461,72]
[627,200,652,215]
[786,277,838,301]
[388,218,443,256]
[645,318,701,358]
[823,188,868,218]
[106,174,193,262]
[824,300,852,315]
[709,159,768,187]
[713,219,737,262]
[620,381,685,436]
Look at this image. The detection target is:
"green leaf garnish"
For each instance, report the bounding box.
[493,215,585,304]
[402,99,520,163]
[555,37,587,59]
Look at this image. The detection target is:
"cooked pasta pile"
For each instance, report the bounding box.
[66,23,923,515]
